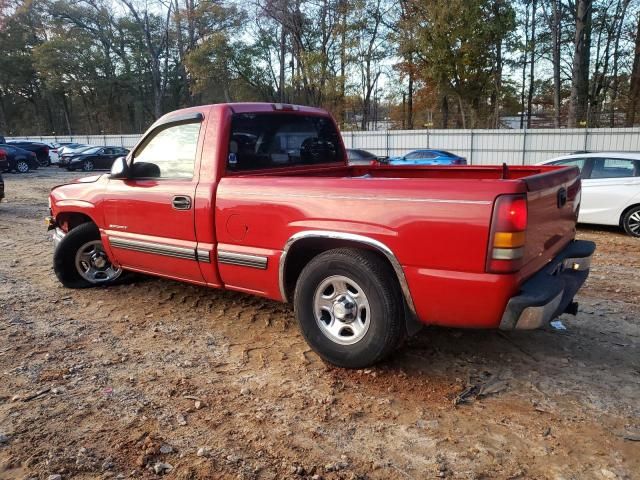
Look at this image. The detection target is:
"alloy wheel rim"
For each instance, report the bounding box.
[74,240,122,283]
[628,211,640,235]
[17,161,29,173]
[84,160,94,171]
[313,275,371,345]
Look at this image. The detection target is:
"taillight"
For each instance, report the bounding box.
[44,146,49,154]
[486,194,528,273]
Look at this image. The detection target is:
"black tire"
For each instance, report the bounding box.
[37,157,50,167]
[294,248,404,368]
[82,160,94,172]
[622,206,640,237]
[53,222,122,288]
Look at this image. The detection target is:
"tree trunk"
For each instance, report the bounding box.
[568,0,592,127]
[627,13,640,126]
[520,2,529,129]
[551,0,561,127]
[526,0,537,128]
[279,23,286,103]
[407,59,414,129]
[441,95,449,129]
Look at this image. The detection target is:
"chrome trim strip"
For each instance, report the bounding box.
[217,250,268,269]
[109,237,196,261]
[196,248,211,263]
[278,230,417,316]
[224,191,491,205]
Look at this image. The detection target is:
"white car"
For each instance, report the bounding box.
[538,152,640,237]
[46,143,60,164]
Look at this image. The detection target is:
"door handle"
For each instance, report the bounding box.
[172,195,192,210]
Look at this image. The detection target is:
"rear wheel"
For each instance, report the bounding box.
[37,157,50,167]
[622,206,640,237]
[15,160,30,173]
[294,248,404,368]
[54,223,122,288]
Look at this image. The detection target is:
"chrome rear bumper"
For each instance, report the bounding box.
[499,240,596,330]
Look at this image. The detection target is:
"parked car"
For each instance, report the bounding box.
[346,149,385,165]
[0,148,7,173]
[47,102,594,368]
[57,143,90,161]
[45,142,60,164]
[384,149,467,166]
[538,152,640,237]
[64,146,129,172]
[0,171,4,202]
[0,144,38,173]
[7,141,49,166]
[0,135,5,144]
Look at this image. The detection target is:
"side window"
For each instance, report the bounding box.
[590,158,635,179]
[133,123,200,179]
[552,158,586,173]
[405,151,422,160]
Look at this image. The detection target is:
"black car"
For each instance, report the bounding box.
[0,171,4,202]
[346,148,384,165]
[0,144,39,173]
[7,141,50,166]
[66,146,129,171]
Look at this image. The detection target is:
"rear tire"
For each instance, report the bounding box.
[294,248,404,368]
[622,206,640,237]
[54,223,122,288]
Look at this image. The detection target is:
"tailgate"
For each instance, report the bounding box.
[520,166,581,279]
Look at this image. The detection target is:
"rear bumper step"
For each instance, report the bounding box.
[499,240,596,330]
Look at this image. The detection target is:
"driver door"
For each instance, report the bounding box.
[102,118,205,283]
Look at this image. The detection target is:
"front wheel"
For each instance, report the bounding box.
[622,206,640,237]
[294,248,404,368]
[54,223,122,288]
[15,160,30,173]
[82,160,94,172]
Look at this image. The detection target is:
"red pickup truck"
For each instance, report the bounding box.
[47,103,595,368]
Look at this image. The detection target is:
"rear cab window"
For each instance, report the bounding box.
[227,113,344,171]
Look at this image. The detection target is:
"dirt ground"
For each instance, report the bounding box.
[0,169,638,480]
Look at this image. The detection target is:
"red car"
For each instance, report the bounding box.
[47,103,595,368]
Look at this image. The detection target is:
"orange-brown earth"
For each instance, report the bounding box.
[0,169,638,479]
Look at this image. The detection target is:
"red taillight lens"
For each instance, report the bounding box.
[44,146,49,154]
[495,195,527,231]
[487,194,528,273]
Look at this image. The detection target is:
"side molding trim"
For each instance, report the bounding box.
[278,230,417,316]
[109,237,196,261]
[217,250,268,269]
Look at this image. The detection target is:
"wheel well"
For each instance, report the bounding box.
[283,238,389,300]
[282,237,422,335]
[56,212,94,232]
[619,203,640,226]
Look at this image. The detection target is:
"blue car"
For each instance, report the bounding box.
[387,149,466,166]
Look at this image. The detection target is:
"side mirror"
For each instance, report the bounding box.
[110,156,130,178]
